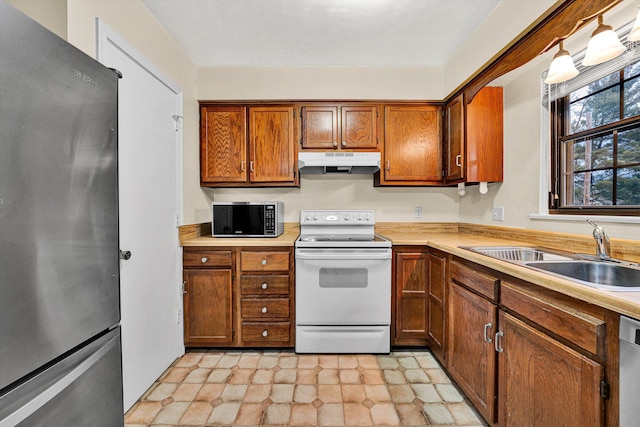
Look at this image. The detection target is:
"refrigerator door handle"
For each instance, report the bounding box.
[0,334,118,427]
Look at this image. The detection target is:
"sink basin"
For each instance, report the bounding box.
[525,261,640,291]
[462,246,574,263]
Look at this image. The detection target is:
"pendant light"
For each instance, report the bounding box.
[544,41,579,84]
[582,14,626,66]
[629,7,640,42]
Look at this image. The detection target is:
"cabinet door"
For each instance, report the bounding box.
[183,269,234,346]
[249,106,297,183]
[445,94,464,181]
[200,105,247,184]
[341,105,379,149]
[427,249,447,363]
[382,105,442,184]
[448,282,497,423]
[394,250,428,346]
[498,311,604,427]
[301,105,339,149]
[466,86,503,183]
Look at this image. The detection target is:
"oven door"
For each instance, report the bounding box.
[295,247,391,325]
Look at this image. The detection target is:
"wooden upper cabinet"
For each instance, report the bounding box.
[249,106,297,183]
[445,95,464,182]
[380,105,442,185]
[341,105,379,149]
[300,104,380,150]
[301,106,339,149]
[445,86,503,184]
[200,105,247,184]
[199,103,298,187]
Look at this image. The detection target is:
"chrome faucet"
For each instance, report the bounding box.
[587,219,610,260]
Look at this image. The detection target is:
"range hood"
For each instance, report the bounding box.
[298,151,380,174]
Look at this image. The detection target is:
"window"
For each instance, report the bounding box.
[548,53,640,215]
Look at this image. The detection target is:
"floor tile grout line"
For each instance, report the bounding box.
[124,349,487,427]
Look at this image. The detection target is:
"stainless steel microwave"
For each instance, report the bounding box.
[212,202,284,237]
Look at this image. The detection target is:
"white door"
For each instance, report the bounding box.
[97,21,183,411]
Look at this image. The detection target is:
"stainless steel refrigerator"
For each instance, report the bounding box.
[0,1,124,425]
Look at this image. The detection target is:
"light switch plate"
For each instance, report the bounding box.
[492,206,504,221]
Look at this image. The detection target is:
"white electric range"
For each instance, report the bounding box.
[295,209,392,353]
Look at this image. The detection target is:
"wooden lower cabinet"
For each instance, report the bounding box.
[183,268,234,346]
[393,247,428,346]
[448,280,498,423]
[447,257,612,426]
[497,311,604,427]
[183,246,294,348]
[427,249,447,363]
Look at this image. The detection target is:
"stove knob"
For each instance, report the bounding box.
[314,215,319,221]
[343,215,349,221]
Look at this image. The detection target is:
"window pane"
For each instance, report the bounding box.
[567,170,613,206]
[618,127,640,166]
[624,74,640,118]
[569,73,620,102]
[617,166,640,206]
[569,86,620,133]
[625,61,640,80]
[566,135,613,172]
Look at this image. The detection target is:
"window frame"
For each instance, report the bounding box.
[549,63,640,216]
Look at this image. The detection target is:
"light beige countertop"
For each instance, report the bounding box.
[180,221,640,319]
[182,224,300,247]
[377,228,640,321]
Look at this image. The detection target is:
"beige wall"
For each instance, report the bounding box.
[62,0,202,224]
[443,0,557,96]
[197,66,444,101]
[6,0,67,39]
[459,0,640,240]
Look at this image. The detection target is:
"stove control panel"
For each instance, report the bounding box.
[300,210,375,225]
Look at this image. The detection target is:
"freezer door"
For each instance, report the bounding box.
[0,1,120,390]
[0,327,123,427]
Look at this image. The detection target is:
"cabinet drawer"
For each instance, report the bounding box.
[240,275,290,295]
[184,250,232,268]
[240,251,290,272]
[450,260,498,301]
[241,298,290,319]
[241,322,291,343]
[501,281,606,358]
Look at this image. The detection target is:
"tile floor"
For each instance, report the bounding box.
[125,349,486,427]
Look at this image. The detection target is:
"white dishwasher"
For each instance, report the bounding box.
[619,315,640,427]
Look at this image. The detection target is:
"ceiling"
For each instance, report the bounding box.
[142,0,501,67]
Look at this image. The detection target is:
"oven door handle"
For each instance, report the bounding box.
[295,249,392,260]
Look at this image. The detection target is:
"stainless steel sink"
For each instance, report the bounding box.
[460,246,640,292]
[525,261,640,291]
[462,246,574,263]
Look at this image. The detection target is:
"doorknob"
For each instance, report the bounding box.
[119,250,132,260]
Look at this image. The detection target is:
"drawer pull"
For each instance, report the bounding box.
[262,329,268,337]
[261,259,267,266]
[483,323,493,343]
[261,283,268,290]
[261,306,268,314]
[201,257,208,263]
[495,331,504,353]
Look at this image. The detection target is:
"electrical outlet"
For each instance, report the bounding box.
[492,206,504,221]
[415,207,422,218]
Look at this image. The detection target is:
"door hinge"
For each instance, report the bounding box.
[600,380,610,399]
[182,281,187,294]
[232,329,236,337]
